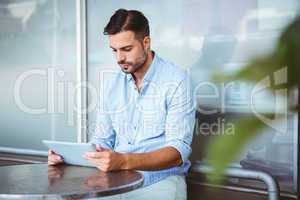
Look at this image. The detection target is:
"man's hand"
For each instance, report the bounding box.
[48,149,64,165]
[83,145,126,172]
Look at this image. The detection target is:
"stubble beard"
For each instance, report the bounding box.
[121,50,148,74]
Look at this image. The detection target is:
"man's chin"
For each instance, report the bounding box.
[120,65,135,74]
[121,68,132,74]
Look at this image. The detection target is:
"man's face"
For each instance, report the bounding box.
[108,31,149,74]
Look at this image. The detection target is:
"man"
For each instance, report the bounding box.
[48,9,195,200]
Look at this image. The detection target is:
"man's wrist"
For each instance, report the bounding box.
[120,153,130,170]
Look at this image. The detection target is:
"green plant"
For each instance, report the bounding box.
[207,16,300,182]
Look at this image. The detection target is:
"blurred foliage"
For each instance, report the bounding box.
[207,16,300,182]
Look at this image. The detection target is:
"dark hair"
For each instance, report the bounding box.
[104,9,150,39]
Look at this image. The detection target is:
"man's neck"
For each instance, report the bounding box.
[132,51,153,85]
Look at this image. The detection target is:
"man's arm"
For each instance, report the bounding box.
[123,146,182,170]
[90,78,116,149]
[83,145,181,172]
[90,109,116,149]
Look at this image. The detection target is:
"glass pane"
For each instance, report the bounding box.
[0,0,77,151]
[86,0,299,194]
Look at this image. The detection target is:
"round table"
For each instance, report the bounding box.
[0,164,143,199]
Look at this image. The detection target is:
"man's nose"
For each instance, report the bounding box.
[116,51,125,62]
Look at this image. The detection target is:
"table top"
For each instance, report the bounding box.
[0,163,144,199]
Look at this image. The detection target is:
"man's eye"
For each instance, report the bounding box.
[123,48,132,51]
[112,49,117,52]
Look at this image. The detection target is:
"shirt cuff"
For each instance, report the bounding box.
[165,139,191,164]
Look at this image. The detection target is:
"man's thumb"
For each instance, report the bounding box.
[95,144,106,152]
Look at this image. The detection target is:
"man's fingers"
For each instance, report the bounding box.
[48,149,54,155]
[85,158,100,167]
[48,160,57,165]
[86,157,109,165]
[48,152,64,166]
[48,158,61,164]
[95,144,103,152]
[95,144,111,152]
[48,149,62,158]
[49,155,63,161]
[48,150,63,160]
[48,158,63,166]
[48,161,61,166]
[55,155,63,160]
[83,151,108,159]
[86,158,109,171]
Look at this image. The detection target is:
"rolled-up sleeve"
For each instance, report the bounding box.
[90,79,116,149]
[90,107,116,149]
[164,73,195,163]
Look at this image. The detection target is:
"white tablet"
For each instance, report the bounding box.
[43,140,96,167]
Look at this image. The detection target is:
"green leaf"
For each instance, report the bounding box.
[206,117,266,183]
[206,16,300,182]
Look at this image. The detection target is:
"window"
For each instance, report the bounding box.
[0,0,77,151]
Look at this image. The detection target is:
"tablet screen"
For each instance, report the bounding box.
[43,140,96,167]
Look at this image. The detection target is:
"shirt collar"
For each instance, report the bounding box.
[126,51,158,84]
[126,73,134,82]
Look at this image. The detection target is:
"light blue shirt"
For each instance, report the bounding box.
[91,52,195,186]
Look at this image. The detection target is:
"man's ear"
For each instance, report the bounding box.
[143,36,151,51]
